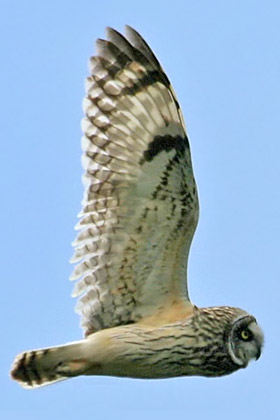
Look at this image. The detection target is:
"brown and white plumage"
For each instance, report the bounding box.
[10,26,263,389]
[70,26,198,335]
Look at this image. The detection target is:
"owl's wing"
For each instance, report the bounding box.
[71,26,199,336]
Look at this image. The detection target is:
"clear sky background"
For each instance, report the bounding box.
[1,1,279,419]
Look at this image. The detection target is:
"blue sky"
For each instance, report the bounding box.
[1,1,280,419]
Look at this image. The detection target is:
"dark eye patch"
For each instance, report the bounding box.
[237,328,253,341]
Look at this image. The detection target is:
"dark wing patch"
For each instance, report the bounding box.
[140,134,189,164]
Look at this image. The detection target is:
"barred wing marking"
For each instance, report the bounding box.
[71,26,199,336]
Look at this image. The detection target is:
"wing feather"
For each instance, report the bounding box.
[71,27,199,335]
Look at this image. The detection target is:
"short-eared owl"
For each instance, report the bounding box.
[11,26,263,388]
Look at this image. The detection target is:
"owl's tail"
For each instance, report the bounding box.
[10,340,90,389]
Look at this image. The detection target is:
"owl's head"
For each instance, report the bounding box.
[227,315,264,367]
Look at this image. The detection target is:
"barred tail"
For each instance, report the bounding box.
[10,340,89,389]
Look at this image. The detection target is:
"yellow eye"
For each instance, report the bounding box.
[240,330,250,340]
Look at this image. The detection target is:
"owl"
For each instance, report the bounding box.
[11,26,263,388]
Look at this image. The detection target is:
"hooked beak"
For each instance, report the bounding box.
[255,346,262,361]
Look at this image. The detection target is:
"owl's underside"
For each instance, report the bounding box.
[10,26,263,389]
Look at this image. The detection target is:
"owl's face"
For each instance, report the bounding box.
[227,315,264,368]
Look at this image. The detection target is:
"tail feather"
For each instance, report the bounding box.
[10,340,89,389]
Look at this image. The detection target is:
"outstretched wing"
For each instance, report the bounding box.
[71,26,199,336]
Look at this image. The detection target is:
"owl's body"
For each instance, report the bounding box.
[11,26,263,389]
[12,306,261,387]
